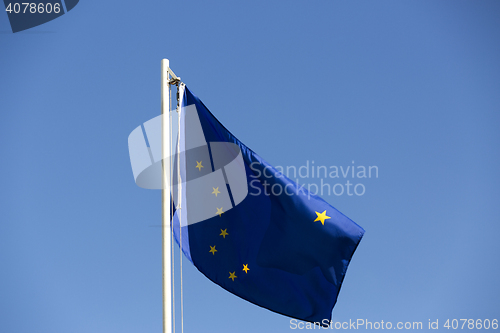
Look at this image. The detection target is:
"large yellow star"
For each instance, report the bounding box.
[228,271,237,281]
[220,229,228,238]
[314,210,331,225]
[242,264,250,274]
[209,245,217,255]
[212,187,220,197]
[196,161,203,171]
[216,207,224,217]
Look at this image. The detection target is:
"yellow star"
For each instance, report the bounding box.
[212,187,220,197]
[216,207,224,217]
[229,271,237,281]
[314,210,331,225]
[242,264,250,274]
[209,245,217,255]
[196,161,203,171]
[220,229,228,238]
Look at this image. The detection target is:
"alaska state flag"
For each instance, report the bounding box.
[171,85,364,325]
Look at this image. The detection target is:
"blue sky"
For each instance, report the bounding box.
[1,1,499,332]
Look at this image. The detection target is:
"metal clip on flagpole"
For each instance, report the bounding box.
[161,59,180,333]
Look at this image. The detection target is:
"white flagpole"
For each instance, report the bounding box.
[161,58,172,333]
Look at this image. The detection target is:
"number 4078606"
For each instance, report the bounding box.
[443,319,498,330]
[5,3,61,14]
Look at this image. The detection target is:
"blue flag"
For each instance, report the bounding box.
[171,85,364,325]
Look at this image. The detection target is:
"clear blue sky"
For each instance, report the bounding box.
[1,1,499,332]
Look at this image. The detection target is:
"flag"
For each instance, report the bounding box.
[171,85,364,325]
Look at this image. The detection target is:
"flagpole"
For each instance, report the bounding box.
[161,58,172,333]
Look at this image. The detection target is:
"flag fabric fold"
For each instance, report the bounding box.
[171,86,364,325]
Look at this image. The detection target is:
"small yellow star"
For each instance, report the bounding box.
[209,245,217,255]
[242,264,250,274]
[220,229,228,238]
[196,161,203,171]
[216,207,224,217]
[229,271,237,281]
[314,210,331,225]
[212,187,220,197]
